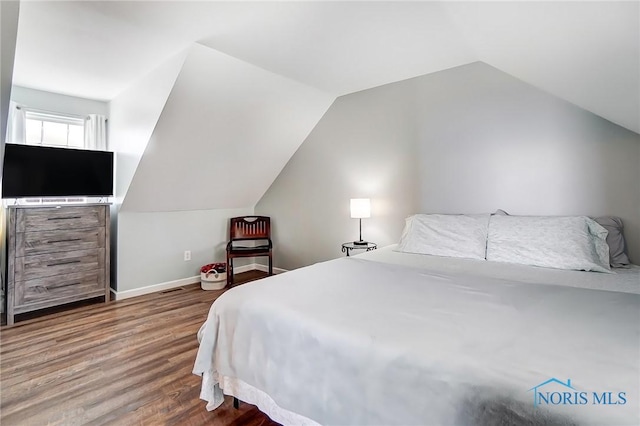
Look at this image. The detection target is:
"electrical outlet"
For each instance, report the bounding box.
[184,250,191,261]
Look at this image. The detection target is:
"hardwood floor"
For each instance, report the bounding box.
[0,270,281,425]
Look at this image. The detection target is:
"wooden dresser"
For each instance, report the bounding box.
[5,204,110,325]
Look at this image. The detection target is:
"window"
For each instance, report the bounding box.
[25,111,85,149]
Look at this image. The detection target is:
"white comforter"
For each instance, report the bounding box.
[193,254,640,425]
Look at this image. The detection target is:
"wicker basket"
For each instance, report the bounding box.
[200,263,227,290]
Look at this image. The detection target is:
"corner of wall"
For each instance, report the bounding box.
[1,0,20,151]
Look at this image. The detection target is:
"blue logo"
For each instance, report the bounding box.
[528,378,626,407]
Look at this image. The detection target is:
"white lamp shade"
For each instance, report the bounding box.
[350,198,371,219]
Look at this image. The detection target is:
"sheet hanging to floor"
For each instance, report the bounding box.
[194,252,640,425]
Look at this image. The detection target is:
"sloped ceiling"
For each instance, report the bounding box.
[8,1,639,212]
[13,1,638,134]
[109,49,188,204]
[120,44,334,212]
[443,1,639,137]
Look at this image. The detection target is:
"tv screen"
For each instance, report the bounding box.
[2,144,114,198]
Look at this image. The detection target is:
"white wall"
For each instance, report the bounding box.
[113,42,332,292]
[116,207,252,292]
[256,62,640,269]
[107,49,187,291]
[415,63,640,226]
[256,80,420,270]
[110,43,333,293]
[108,49,187,203]
[10,86,109,117]
[121,43,334,212]
[110,42,334,293]
[1,1,20,151]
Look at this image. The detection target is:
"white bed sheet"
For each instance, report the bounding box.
[194,248,640,425]
[368,244,640,294]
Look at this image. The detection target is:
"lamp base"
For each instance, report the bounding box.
[353,240,369,246]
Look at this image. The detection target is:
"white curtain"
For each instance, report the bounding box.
[6,101,26,144]
[84,114,107,151]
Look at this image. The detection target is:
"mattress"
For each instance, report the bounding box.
[194,247,640,425]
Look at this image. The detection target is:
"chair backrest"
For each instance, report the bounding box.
[229,216,271,241]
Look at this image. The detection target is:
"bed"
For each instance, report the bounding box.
[193,215,640,425]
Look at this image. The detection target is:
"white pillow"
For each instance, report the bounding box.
[487,215,611,273]
[396,214,491,260]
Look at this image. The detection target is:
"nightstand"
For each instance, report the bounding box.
[341,242,377,257]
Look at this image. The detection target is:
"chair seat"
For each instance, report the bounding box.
[228,245,271,255]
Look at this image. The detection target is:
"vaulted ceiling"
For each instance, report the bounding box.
[7,1,639,212]
[13,1,639,134]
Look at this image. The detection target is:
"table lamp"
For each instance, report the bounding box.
[350,198,370,245]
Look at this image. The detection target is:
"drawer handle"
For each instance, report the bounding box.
[48,238,83,244]
[47,216,82,221]
[47,260,82,267]
[56,281,82,289]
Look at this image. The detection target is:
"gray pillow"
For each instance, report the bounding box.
[594,216,630,267]
[487,215,611,273]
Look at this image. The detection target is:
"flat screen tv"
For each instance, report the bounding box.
[2,143,114,198]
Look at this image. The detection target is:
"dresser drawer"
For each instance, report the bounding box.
[16,228,105,257]
[14,248,106,282]
[6,205,111,326]
[13,270,105,312]
[16,206,106,232]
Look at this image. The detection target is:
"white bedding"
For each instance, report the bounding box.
[194,246,640,425]
[372,245,640,294]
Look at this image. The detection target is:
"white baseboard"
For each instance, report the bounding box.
[253,263,288,275]
[232,264,287,275]
[232,264,256,274]
[111,263,288,300]
[112,275,200,300]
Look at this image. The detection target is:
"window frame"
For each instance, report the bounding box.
[24,110,85,149]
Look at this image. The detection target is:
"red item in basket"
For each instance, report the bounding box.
[200,263,226,277]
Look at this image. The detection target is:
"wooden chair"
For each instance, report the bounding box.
[226,216,273,286]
